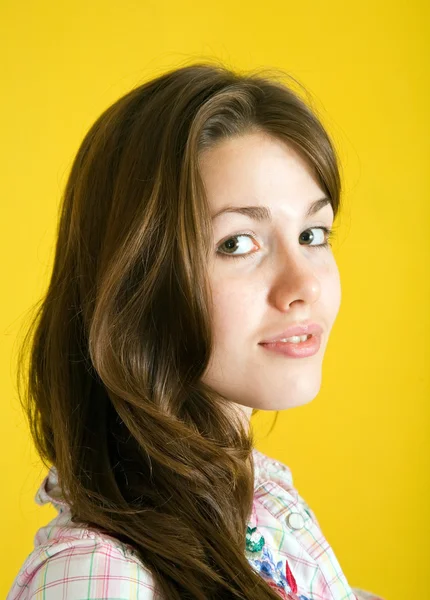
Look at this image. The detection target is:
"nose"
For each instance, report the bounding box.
[267,253,321,311]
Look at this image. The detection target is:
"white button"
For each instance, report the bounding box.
[286,512,305,530]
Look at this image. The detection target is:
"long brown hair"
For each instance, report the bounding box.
[16,62,341,599]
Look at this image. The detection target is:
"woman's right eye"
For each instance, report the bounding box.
[216,234,259,260]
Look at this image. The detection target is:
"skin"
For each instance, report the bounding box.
[199,131,342,429]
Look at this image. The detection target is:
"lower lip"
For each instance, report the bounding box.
[259,334,321,358]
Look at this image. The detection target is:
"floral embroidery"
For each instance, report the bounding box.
[246,543,311,600]
[246,525,265,552]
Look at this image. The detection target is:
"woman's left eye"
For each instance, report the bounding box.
[216,227,335,260]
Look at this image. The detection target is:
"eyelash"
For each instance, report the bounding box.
[216,227,336,261]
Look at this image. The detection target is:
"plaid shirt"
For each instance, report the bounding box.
[7,448,384,599]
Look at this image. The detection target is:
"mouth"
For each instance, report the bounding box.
[258,333,321,358]
[259,322,323,344]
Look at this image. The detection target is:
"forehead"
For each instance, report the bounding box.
[198,132,327,220]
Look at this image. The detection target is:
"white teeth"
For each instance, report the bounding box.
[278,335,310,343]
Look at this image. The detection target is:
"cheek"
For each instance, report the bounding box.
[211,281,258,345]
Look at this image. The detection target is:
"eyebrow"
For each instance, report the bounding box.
[211,197,331,221]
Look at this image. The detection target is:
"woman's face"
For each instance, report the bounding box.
[199,131,341,423]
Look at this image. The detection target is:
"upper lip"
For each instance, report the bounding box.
[259,322,323,343]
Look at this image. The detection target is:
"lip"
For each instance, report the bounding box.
[259,334,321,358]
[259,322,323,344]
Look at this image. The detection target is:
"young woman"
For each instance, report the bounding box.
[8,63,384,600]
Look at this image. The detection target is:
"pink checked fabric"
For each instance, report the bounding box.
[7,448,385,599]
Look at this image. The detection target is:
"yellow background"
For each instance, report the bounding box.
[1,1,429,599]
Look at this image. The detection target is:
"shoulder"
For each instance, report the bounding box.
[7,467,161,599]
[7,529,160,600]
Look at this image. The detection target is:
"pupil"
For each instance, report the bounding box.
[301,231,313,243]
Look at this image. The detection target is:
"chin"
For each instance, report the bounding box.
[250,375,322,411]
[264,392,317,411]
